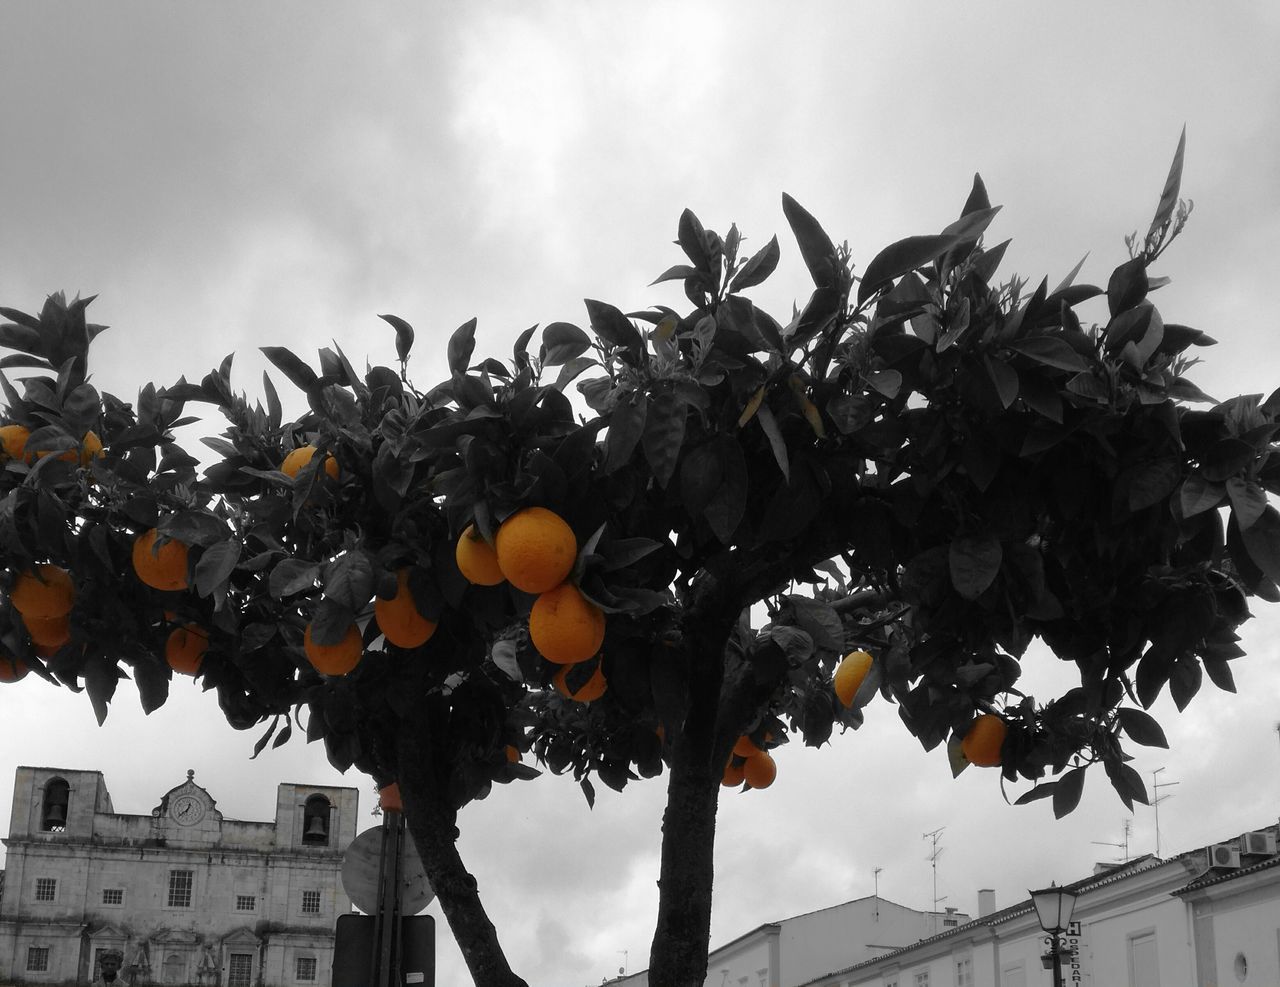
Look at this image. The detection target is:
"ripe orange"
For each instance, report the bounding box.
[11,565,75,618]
[834,650,873,708]
[0,656,29,683]
[961,714,1007,767]
[281,445,339,481]
[23,613,71,649]
[505,745,521,764]
[303,621,363,675]
[529,582,605,664]
[733,735,762,758]
[374,569,438,648]
[722,758,746,787]
[743,751,777,790]
[132,529,190,591]
[0,424,31,463]
[455,524,505,586]
[79,430,104,466]
[552,663,607,702]
[378,783,403,812]
[495,507,577,594]
[165,624,209,676]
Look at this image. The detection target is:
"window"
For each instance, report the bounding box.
[914,972,930,987]
[296,957,317,982]
[956,957,973,987]
[943,918,959,927]
[235,894,256,912]
[302,795,331,845]
[167,870,193,908]
[102,888,124,906]
[301,890,321,914]
[35,878,57,902]
[42,778,69,831]
[27,947,50,972]
[228,954,253,987]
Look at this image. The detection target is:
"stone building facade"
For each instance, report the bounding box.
[0,766,358,987]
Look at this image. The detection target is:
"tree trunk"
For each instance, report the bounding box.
[396,722,528,987]
[647,586,739,987]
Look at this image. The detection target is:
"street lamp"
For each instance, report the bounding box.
[1029,883,1078,987]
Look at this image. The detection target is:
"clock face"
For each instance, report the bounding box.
[170,795,206,826]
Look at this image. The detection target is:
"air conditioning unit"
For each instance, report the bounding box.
[1208,844,1241,868]
[1239,831,1277,855]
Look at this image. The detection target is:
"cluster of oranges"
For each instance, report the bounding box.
[0,424,105,467]
[456,506,608,703]
[1,564,77,682]
[723,735,777,790]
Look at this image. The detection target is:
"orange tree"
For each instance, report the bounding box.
[3,134,1279,987]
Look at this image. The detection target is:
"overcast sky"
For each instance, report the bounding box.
[3,3,1280,986]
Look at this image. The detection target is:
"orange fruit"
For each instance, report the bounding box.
[79,430,104,466]
[505,745,521,764]
[23,613,71,649]
[303,621,363,675]
[495,507,577,594]
[11,565,75,618]
[834,650,873,708]
[732,735,762,758]
[552,663,607,702]
[455,524,505,586]
[132,530,190,591]
[374,569,437,648]
[0,424,31,463]
[378,783,403,812]
[961,713,1007,767]
[743,751,777,790]
[281,445,339,481]
[529,582,605,664]
[165,624,208,676]
[0,656,28,683]
[722,758,746,787]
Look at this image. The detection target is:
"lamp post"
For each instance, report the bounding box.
[1029,883,1078,987]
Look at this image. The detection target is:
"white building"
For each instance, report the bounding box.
[799,823,1280,987]
[0,766,358,987]
[617,896,971,987]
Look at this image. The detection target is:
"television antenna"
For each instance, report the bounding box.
[1091,820,1131,863]
[923,827,946,929]
[873,866,883,920]
[1151,767,1180,858]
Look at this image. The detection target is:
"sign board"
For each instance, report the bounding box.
[341,826,435,915]
[332,914,434,987]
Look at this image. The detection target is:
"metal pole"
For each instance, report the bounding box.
[1051,934,1064,987]
[369,809,405,987]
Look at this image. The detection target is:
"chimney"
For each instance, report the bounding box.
[977,889,996,917]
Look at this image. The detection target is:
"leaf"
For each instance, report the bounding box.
[1226,477,1268,531]
[1107,257,1149,316]
[640,389,685,488]
[703,436,748,544]
[600,537,662,571]
[729,235,781,292]
[949,536,1002,600]
[553,357,597,392]
[1203,658,1236,693]
[261,347,318,393]
[737,385,767,428]
[858,234,964,306]
[1241,505,1280,585]
[270,558,320,599]
[1178,475,1224,517]
[983,357,1019,409]
[262,372,282,430]
[584,299,643,356]
[940,204,1002,243]
[960,173,990,216]
[193,539,241,599]
[948,735,970,778]
[650,264,702,286]
[755,404,789,481]
[490,639,521,682]
[1014,782,1057,806]
[1052,252,1090,295]
[84,654,121,727]
[1052,766,1086,819]
[1127,457,1180,512]
[447,318,477,374]
[378,314,415,365]
[1104,759,1149,811]
[677,208,710,272]
[1148,125,1187,239]
[1006,337,1089,372]
[540,322,592,366]
[781,194,837,287]
[604,391,647,474]
[1117,707,1169,748]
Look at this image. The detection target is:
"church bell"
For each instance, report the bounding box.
[305,816,327,838]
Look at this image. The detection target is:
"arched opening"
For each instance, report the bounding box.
[41,777,69,832]
[302,795,331,845]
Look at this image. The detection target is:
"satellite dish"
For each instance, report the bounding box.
[341,826,434,915]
